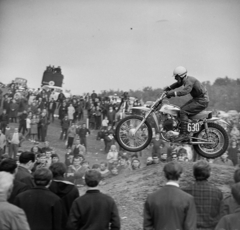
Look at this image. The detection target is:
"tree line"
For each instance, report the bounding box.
[100,77,240,112]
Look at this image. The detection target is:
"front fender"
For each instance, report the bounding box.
[131,106,151,112]
[207,117,229,126]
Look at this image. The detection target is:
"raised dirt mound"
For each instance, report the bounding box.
[100,162,235,230]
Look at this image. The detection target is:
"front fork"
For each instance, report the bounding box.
[204,120,209,139]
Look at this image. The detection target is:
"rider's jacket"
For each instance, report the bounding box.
[170,76,209,102]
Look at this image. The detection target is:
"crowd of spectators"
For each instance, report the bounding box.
[0,82,240,229]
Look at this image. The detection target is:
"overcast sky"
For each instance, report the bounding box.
[0,0,240,94]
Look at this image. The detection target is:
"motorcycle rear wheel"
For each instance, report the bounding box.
[115,115,152,152]
[193,122,229,159]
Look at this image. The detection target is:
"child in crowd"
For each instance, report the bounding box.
[51,153,60,164]
[107,144,119,168]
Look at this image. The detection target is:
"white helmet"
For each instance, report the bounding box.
[173,66,187,78]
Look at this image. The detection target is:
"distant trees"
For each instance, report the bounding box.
[99,77,240,111]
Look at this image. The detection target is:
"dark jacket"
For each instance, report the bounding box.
[14,187,63,230]
[170,76,209,101]
[49,179,79,216]
[8,179,29,204]
[15,165,35,188]
[144,184,197,230]
[67,190,120,230]
[48,101,57,112]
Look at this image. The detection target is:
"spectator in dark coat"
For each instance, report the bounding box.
[60,115,70,141]
[215,182,240,230]
[14,168,64,230]
[9,99,19,123]
[183,160,224,230]
[47,98,57,122]
[15,152,35,188]
[49,163,79,217]
[67,169,120,230]
[228,141,239,166]
[223,168,240,215]
[0,158,29,204]
[18,110,28,135]
[77,123,90,149]
[143,162,197,230]
[0,109,9,133]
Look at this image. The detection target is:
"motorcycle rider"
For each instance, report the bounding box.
[164,66,209,142]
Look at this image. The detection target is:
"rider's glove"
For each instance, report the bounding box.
[163,86,171,92]
[166,91,176,99]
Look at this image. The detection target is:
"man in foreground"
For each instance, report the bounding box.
[143,162,197,230]
[14,168,63,230]
[0,171,30,230]
[183,160,223,230]
[67,169,120,230]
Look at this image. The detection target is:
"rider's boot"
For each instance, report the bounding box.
[174,110,190,142]
[173,121,190,142]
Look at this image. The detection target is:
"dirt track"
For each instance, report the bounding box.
[100,162,235,230]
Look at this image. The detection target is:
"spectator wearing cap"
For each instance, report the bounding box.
[77,123,90,150]
[15,152,35,188]
[223,168,240,215]
[215,182,240,230]
[0,158,29,204]
[49,162,79,225]
[67,123,77,148]
[67,169,120,230]
[183,160,223,230]
[0,172,30,230]
[143,162,197,229]
[14,168,64,230]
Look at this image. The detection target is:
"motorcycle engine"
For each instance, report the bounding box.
[162,116,179,139]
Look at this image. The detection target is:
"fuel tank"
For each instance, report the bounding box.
[159,104,180,117]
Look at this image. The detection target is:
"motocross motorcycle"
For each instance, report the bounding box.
[115,92,229,159]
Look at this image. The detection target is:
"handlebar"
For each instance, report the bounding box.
[150,92,167,109]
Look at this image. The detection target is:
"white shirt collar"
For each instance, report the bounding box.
[166,181,179,187]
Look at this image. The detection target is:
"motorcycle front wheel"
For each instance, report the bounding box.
[115,115,152,152]
[193,122,229,159]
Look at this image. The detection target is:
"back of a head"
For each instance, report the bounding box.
[163,162,183,181]
[0,171,14,194]
[19,152,35,164]
[85,170,101,187]
[193,160,211,181]
[34,168,53,187]
[233,168,240,183]
[0,158,17,174]
[49,162,66,178]
[231,182,240,205]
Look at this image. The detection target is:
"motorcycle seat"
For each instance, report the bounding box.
[189,111,212,120]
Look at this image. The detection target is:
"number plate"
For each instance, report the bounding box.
[187,122,200,133]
